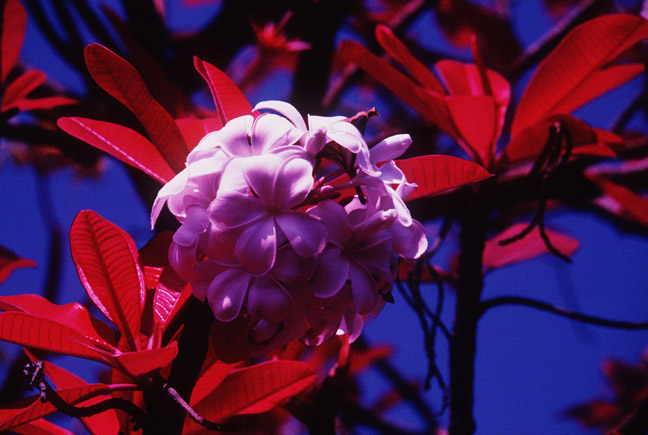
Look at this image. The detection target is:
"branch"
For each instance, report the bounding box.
[339,399,432,435]
[144,298,213,434]
[448,184,492,435]
[611,89,648,134]
[24,361,147,429]
[161,382,246,432]
[354,337,438,430]
[480,296,648,330]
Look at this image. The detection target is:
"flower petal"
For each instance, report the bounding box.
[207,268,250,321]
[370,134,412,163]
[199,224,240,266]
[241,154,282,204]
[250,113,304,155]
[273,244,318,285]
[308,200,352,246]
[273,157,314,208]
[391,220,428,260]
[340,309,364,343]
[234,216,277,275]
[275,212,327,258]
[169,241,198,282]
[311,248,349,298]
[247,275,295,322]
[209,191,266,229]
[308,115,346,132]
[151,169,189,228]
[328,121,365,154]
[172,205,209,247]
[349,262,378,315]
[212,115,253,157]
[254,100,307,130]
[250,318,284,344]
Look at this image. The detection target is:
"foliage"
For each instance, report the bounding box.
[1,0,648,434]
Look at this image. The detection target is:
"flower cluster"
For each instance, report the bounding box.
[152,101,427,346]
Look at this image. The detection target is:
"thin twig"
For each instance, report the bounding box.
[424,260,450,411]
[428,217,454,257]
[398,279,435,390]
[480,296,648,329]
[355,336,438,430]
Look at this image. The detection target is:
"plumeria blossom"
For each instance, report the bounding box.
[152,100,427,346]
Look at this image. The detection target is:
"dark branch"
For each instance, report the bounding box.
[355,337,438,430]
[481,296,648,330]
[611,89,648,135]
[161,382,245,432]
[24,361,147,429]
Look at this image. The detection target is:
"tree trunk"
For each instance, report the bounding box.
[449,185,492,435]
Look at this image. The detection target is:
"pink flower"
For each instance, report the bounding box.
[254,101,376,174]
[209,153,327,275]
[151,100,427,348]
[308,200,398,314]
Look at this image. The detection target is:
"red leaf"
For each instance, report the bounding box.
[446,95,497,166]
[483,223,579,270]
[398,260,450,282]
[101,6,194,118]
[0,294,116,347]
[1,70,45,110]
[13,96,77,111]
[549,63,644,116]
[395,155,491,201]
[58,117,175,184]
[435,60,510,106]
[589,175,648,227]
[503,114,598,163]
[193,57,252,126]
[190,360,239,405]
[23,354,121,435]
[84,43,188,173]
[144,266,162,290]
[137,231,190,332]
[572,142,616,159]
[375,24,446,94]
[348,345,393,376]
[11,419,74,435]
[0,245,35,284]
[512,14,648,136]
[154,269,188,332]
[176,117,222,151]
[0,312,111,362]
[1,0,27,83]
[109,344,178,378]
[191,361,315,422]
[335,40,459,136]
[70,210,145,351]
[0,384,136,432]
[139,231,173,267]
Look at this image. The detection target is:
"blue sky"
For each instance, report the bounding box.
[2,1,648,433]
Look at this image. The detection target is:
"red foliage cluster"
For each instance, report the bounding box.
[2,0,648,434]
